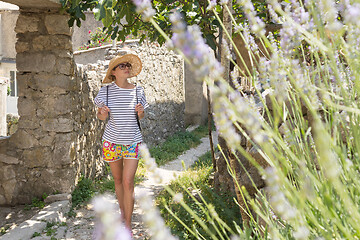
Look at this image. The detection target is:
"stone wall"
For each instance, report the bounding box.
[0,9,106,205]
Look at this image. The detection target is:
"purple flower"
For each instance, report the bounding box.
[169,12,223,82]
[132,0,155,21]
[237,0,265,36]
[207,0,217,11]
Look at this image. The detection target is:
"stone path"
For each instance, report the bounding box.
[0,131,217,240]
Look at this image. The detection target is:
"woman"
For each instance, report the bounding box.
[94,49,149,233]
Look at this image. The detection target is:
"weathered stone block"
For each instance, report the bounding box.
[3,179,17,203]
[40,118,73,132]
[9,129,38,149]
[0,136,8,154]
[17,97,37,116]
[44,193,71,203]
[38,134,55,147]
[22,148,51,168]
[18,117,40,130]
[0,193,6,205]
[17,53,56,73]
[33,35,72,51]
[38,95,74,116]
[15,41,30,53]
[16,74,32,97]
[34,73,75,94]
[0,154,19,164]
[56,57,74,75]
[45,14,71,36]
[0,165,15,181]
[15,14,39,33]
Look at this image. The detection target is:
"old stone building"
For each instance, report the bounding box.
[0,0,208,205]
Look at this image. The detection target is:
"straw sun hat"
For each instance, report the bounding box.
[103,50,142,83]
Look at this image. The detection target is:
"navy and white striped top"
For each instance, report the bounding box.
[94,82,149,145]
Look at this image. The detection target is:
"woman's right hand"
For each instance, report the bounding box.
[97,106,110,121]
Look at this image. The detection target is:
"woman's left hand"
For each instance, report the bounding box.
[135,103,145,119]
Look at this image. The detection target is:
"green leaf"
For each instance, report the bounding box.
[102,8,114,27]
[72,0,81,8]
[94,2,106,21]
[68,18,75,27]
[125,6,132,24]
[111,26,119,40]
[76,19,81,27]
[118,6,126,19]
[105,0,113,8]
[205,34,216,51]
[112,0,118,8]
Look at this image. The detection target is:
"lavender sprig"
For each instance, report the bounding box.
[169,12,223,82]
[132,0,156,22]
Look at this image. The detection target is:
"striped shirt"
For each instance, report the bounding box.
[94,82,149,145]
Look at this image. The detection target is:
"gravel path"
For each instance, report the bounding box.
[0,132,217,240]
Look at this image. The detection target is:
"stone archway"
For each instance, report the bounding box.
[0,0,104,205]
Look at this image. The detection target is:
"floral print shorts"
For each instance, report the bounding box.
[102,140,140,162]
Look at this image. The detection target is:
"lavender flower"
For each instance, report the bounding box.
[343,2,360,26]
[132,0,155,21]
[169,12,223,82]
[210,80,267,147]
[207,0,217,11]
[220,0,229,5]
[230,68,242,92]
[318,0,343,32]
[222,39,231,60]
[173,193,183,203]
[92,195,132,240]
[139,144,164,184]
[264,167,310,240]
[138,192,178,240]
[237,0,265,36]
[241,23,259,52]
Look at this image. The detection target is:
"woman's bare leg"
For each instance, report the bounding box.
[108,160,125,216]
[122,159,139,230]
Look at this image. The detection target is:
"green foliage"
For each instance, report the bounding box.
[149,130,201,166]
[71,176,95,209]
[60,0,273,51]
[24,193,48,210]
[191,151,213,170]
[95,178,115,193]
[7,86,11,96]
[191,124,210,139]
[0,226,9,236]
[32,232,41,238]
[45,222,57,236]
[156,156,240,240]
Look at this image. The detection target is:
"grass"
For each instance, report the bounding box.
[156,150,240,240]
[150,125,210,166]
